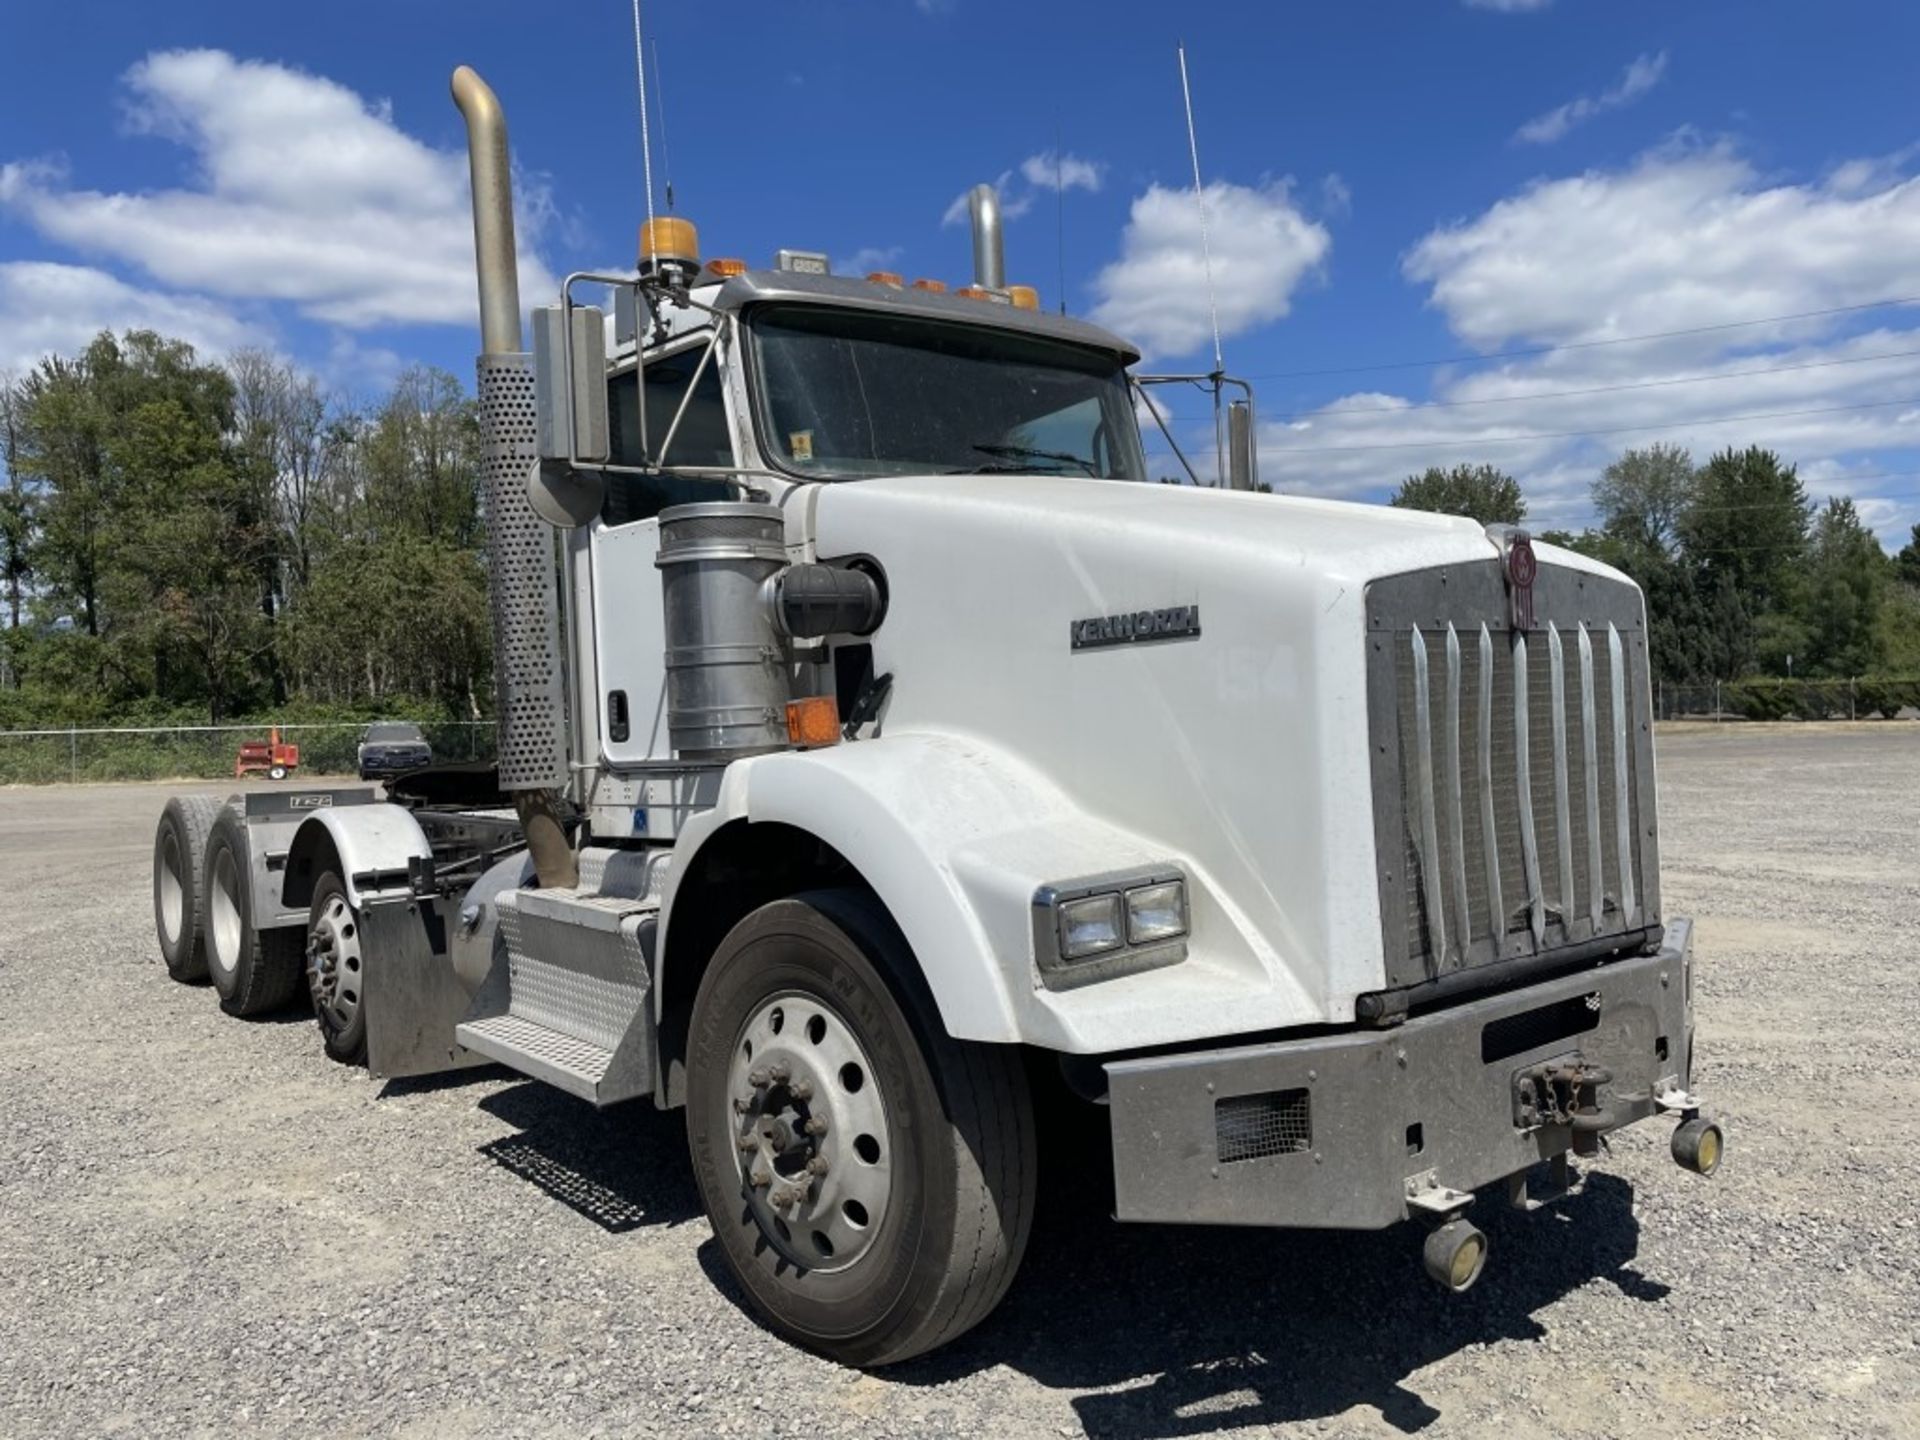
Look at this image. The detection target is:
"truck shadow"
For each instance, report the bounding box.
[470,1080,704,1233]
[885,1118,1666,1438]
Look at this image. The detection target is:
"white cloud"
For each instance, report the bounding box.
[0,261,266,374]
[1465,0,1552,10]
[1241,141,1920,547]
[0,49,558,330]
[1320,173,1353,220]
[940,151,1100,229]
[1089,180,1331,359]
[940,169,1035,228]
[1516,51,1668,145]
[1019,151,1104,194]
[837,245,903,277]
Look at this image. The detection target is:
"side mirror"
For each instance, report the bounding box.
[527,303,609,527]
[1227,398,1257,492]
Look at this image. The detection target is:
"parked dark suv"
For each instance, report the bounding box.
[357,722,433,781]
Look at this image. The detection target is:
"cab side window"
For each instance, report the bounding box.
[603,343,733,525]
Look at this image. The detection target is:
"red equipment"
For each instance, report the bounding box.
[235,727,300,781]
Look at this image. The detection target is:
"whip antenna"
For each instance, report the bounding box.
[651,36,674,211]
[1178,41,1226,483]
[632,0,656,257]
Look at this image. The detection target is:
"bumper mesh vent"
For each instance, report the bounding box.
[1215,1089,1312,1164]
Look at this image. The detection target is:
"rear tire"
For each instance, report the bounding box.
[305,871,368,1065]
[202,809,305,1016]
[685,889,1035,1368]
[153,794,225,982]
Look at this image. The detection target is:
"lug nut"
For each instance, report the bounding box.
[768,1062,791,1084]
[804,1116,828,1137]
[737,1134,758,1153]
[805,1156,830,1177]
[747,1067,768,1088]
[789,1078,814,1101]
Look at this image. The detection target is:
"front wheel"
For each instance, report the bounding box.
[686,890,1035,1368]
[306,871,368,1065]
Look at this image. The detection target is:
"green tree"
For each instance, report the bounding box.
[14,331,270,719]
[1895,523,1920,590]
[1594,443,1694,554]
[1678,446,1810,618]
[1794,498,1889,677]
[0,371,33,631]
[1390,463,1526,525]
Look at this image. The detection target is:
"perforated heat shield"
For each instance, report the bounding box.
[478,354,568,790]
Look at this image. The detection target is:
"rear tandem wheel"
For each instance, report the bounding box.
[201,808,306,1016]
[153,794,226,982]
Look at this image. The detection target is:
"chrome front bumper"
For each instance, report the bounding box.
[1106,919,1696,1230]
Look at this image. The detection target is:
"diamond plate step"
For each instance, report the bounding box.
[456,1013,618,1103]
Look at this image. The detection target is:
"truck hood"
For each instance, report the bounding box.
[805,474,1627,1037]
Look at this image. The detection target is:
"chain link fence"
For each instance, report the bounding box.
[1656,678,1920,722]
[0,721,496,786]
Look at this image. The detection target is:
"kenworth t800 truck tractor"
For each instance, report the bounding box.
[149,66,1723,1367]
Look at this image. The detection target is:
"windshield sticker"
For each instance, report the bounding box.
[789,430,814,461]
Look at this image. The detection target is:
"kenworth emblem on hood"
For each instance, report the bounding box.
[1487,525,1537,631]
[1071,605,1201,651]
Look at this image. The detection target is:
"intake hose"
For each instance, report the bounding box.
[774,564,885,639]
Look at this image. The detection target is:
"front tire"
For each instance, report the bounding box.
[202,809,305,1016]
[305,871,368,1065]
[686,890,1035,1368]
[153,794,224,981]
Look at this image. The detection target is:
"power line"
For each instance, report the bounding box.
[1264,395,1920,455]
[1270,347,1920,420]
[1243,296,1920,381]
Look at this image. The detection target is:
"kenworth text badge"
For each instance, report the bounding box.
[1070,605,1202,651]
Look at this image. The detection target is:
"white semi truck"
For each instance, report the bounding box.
[149,66,1723,1367]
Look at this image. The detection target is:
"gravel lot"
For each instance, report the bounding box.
[2,724,1916,1439]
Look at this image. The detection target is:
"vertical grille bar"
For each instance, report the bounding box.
[1609,623,1637,924]
[1443,624,1470,954]
[1548,624,1573,928]
[1578,623,1604,931]
[1512,633,1545,947]
[1409,630,1448,963]
[1477,623,1503,945]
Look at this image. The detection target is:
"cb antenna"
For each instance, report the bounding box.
[1178,41,1227,484]
[631,0,657,257]
[651,36,674,211]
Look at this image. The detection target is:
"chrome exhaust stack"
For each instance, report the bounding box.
[967,183,1005,291]
[451,65,577,891]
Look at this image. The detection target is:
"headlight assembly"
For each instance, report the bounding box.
[1033,868,1189,989]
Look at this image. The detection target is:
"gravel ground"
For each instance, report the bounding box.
[1,724,1916,1439]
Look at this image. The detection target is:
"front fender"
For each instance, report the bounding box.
[660,733,1312,1052]
[282,803,433,910]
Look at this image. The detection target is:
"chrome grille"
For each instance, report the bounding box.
[1368,560,1658,989]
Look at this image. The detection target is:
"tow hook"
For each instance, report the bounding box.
[1513,1056,1614,1153]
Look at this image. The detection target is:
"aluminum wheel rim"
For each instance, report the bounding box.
[157,830,184,945]
[208,846,242,979]
[727,991,892,1274]
[307,892,362,1033]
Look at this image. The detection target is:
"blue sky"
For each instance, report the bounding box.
[5,1,1920,545]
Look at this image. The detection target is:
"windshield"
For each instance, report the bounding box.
[365,724,424,743]
[749,305,1146,482]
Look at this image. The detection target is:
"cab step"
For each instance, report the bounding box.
[453,851,667,1106]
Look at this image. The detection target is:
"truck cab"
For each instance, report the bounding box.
[152,66,1723,1371]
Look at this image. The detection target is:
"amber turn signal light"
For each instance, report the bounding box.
[785,696,840,748]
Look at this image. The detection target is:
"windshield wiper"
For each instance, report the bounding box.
[971,443,1098,477]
